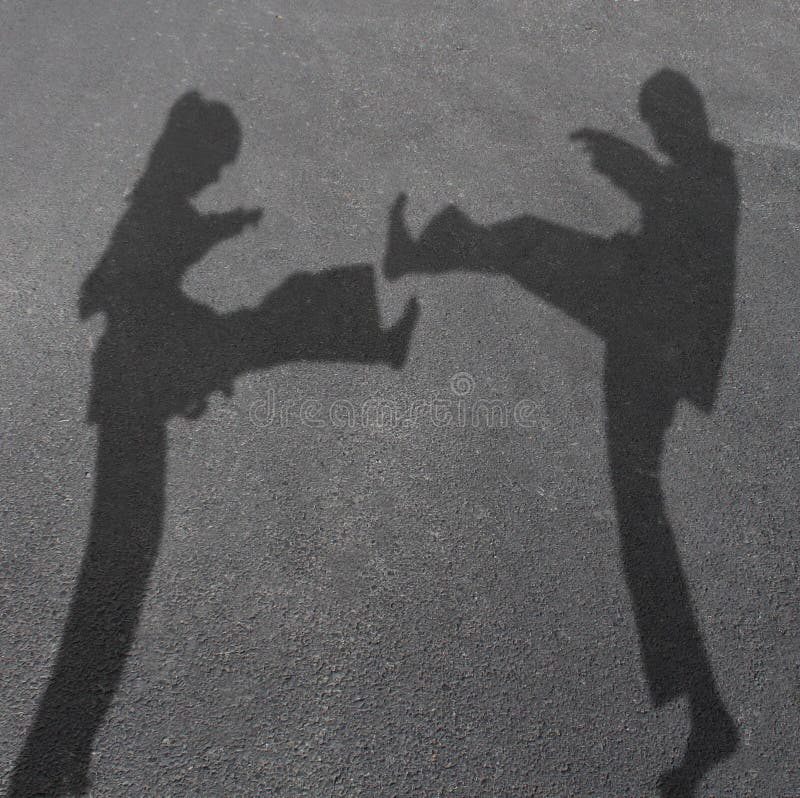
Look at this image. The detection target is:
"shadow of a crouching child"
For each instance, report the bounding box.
[8,91,417,797]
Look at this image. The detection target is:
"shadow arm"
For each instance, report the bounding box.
[571,128,660,203]
[202,207,263,243]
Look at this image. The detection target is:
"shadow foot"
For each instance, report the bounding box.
[657,701,739,797]
[383,192,415,282]
[8,761,91,798]
[385,297,420,369]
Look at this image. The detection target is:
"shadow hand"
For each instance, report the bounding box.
[208,207,263,239]
[229,206,264,230]
[570,127,624,174]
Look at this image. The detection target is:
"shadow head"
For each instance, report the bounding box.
[638,70,710,163]
[139,90,242,198]
[79,92,243,319]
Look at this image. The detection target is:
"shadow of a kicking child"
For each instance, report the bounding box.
[383,69,739,797]
[9,91,417,797]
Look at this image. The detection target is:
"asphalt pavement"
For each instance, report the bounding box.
[1,1,798,796]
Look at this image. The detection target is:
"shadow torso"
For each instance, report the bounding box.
[604,142,738,412]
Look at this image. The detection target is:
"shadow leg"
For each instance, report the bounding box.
[604,365,737,796]
[227,264,418,375]
[9,419,166,797]
[383,195,619,339]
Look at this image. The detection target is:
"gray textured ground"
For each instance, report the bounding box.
[1,1,798,795]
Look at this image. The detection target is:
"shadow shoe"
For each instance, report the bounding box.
[384,297,420,369]
[657,699,739,797]
[383,193,418,282]
[8,750,92,798]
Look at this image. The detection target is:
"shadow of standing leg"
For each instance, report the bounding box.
[604,362,738,797]
[9,419,166,796]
